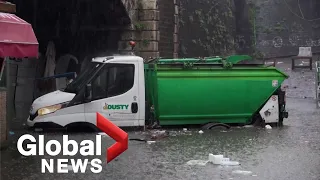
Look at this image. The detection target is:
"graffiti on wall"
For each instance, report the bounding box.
[256,32,320,58]
[257,35,320,48]
[254,0,320,58]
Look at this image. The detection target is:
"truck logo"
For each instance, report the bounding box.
[103,103,129,110]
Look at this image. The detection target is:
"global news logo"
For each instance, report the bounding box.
[17,113,128,173]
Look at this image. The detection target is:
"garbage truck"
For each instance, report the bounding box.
[27,54,289,130]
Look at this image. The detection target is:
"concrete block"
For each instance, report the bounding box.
[138,10,160,21]
[134,21,159,31]
[137,30,160,41]
[140,0,158,10]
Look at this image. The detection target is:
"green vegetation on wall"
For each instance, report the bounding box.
[179,0,236,57]
[248,0,264,59]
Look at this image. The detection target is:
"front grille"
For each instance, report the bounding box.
[29,111,38,121]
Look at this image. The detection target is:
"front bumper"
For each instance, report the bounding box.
[27,116,36,127]
[27,116,64,129]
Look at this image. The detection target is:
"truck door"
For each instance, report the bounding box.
[84,62,143,127]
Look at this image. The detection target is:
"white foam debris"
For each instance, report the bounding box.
[186,160,208,166]
[198,130,204,134]
[147,141,156,144]
[208,154,240,166]
[243,125,254,128]
[232,170,253,175]
[183,128,188,131]
[265,125,272,129]
[221,161,240,166]
[209,154,223,164]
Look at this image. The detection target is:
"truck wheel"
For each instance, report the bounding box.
[201,122,231,130]
[251,114,265,128]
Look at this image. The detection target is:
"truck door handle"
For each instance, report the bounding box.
[131,102,138,113]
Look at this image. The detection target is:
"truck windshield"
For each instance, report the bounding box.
[64,62,103,93]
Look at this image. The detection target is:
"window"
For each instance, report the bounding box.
[91,64,134,100]
[64,62,103,93]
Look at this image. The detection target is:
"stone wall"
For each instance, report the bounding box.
[0,89,7,149]
[118,0,179,60]
[173,0,179,58]
[253,0,320,58]
[158,0,174,58]
[178,0,236,58]
[118,0,160,60]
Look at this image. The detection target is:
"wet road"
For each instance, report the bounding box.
[1,59,320,180]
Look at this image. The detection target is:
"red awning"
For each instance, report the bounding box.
[0,12,38,58]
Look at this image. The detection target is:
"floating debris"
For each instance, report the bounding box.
[265,125,272,129]
[150,130,169,140]
[232,170,253,175]
[198,130,204,134]
[243,125,254,128]
[186,160,208,166]
[208,154,240,166]
[147,141,156,144]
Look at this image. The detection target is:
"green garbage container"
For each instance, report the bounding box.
[144,55,289,126]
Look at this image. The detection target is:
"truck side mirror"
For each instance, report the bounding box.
[84,84,92,102]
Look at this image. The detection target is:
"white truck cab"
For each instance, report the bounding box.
[27,55,146,129]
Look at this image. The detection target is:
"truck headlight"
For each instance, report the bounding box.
[37,102,69,116]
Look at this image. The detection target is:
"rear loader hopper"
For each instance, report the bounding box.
[144,55,289,127]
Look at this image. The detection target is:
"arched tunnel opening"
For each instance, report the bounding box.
[12,0,130,64]
[7,0,131,128]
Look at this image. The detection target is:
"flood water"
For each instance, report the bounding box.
[1,59,320,180]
